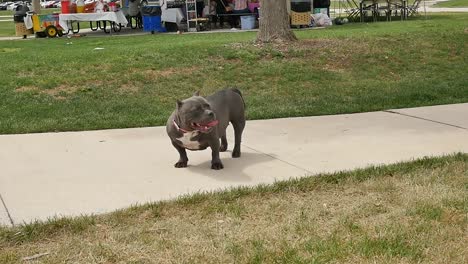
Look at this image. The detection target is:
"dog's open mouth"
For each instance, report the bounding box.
[191,120,219,133]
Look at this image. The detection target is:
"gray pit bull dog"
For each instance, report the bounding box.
[166,88,246,170]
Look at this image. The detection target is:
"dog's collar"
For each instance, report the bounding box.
[173,119,191,133]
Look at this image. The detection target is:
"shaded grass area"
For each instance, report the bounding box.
[434,0,468,7]
[1,153,467,263]
[0,13,467,134]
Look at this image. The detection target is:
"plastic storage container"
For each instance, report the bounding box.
[240,15,255,30]
[61,0,70,13]
[142,15,166,33]
[141,6,165,33]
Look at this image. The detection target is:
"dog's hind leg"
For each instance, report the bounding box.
[220,134,228,152]
[232,119,245,158]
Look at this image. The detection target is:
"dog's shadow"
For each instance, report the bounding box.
[186,150,275,183]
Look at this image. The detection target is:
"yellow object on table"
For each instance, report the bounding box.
[77,0,85,13]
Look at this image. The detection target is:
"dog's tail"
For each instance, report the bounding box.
[230,88,245,108]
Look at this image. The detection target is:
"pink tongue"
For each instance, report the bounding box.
[205,120,219,127]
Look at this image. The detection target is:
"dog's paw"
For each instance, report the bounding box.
[232,149,241,158]
[211,161,224,170]
[174,161,188,168]
[220,144,228,152]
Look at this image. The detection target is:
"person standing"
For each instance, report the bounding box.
[232,0,250,28]
[216,0,235,28]
[196,0,205,18]
[233,0,249,13]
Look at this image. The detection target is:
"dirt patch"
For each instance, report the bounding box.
[16,71,35,78]
[226,39,369,71]
[141,66,198,79]
[15,84,85,100]
[118,83,140,93]
[15,86,37,93]
[293,39,369,72]
[141,68,176,79]
[15,79,140,100]
[0,48,21,53]
[229,39,365,53]
[276,39,344,52]
[42,85,82,97]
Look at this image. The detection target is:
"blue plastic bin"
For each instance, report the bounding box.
[240,15,256,30]
[142,15,166,33]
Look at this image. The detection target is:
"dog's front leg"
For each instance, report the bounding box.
[171,140,189,168]
[209,138,224,170]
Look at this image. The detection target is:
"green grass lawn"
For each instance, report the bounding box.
[434,0,468,7]
[0,10,15,16]
[0,13,467,134]
[1,153,467,263]
[0,21,15,37]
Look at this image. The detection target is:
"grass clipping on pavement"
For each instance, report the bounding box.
[1,153,467,263]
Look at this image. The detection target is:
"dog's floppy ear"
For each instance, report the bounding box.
[176,100,183,110]
[193,91,200,97]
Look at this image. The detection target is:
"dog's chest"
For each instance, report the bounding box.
[177,131,202,150]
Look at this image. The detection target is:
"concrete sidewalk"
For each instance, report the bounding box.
[1,103,467,226]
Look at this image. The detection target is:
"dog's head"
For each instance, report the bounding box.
[176,92,218,133]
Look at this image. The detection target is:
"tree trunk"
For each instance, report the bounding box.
[32,0,41,13]
[256,0,297,43]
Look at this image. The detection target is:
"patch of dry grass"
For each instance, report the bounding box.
[1,154,467,263]
[14,66,201,100]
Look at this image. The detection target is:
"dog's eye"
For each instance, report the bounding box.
[203,104,210,108]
